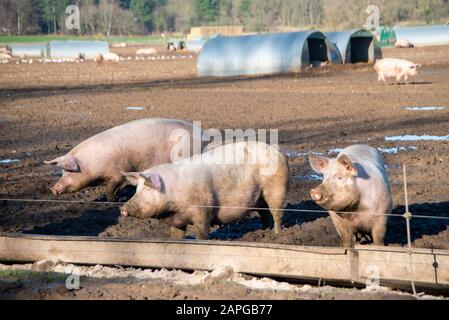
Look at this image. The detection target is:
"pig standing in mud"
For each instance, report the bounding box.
[45,118,204,201]
[374,58,421,84]
[120,141,289,240]
[308,145,392,247]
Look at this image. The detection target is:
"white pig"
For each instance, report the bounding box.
[0,53,11,60]
[45,119,205,201]
[103,52,121,62]
[374,58,421,84]
[309,145,392,247]
[120,141,290,239]
[136,48,157,56]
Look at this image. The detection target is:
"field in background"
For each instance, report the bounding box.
[0,35,180,45]
[1,45,449,299]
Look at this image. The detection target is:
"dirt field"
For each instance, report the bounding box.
[1,44,449,299]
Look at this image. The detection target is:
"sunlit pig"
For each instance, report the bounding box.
[374,58,421,84]
[0,53,11,60]
[136,48,157,56]
[103,52,120,62]
[120,141,289,240]
[395,39,414,48]
[308,145,392,247]
[45,119,204,201]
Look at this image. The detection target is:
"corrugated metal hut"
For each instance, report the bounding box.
[10,43,47,58]
[393,25,449,46]
[197,31,342,77]
[185,39,207,53]
[325,29,382,64]
[46,40,109,59]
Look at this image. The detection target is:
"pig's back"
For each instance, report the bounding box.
[86,118,193,145]
[341,145,389,187]
[70,118,195,172]
[189,141,285,169]
[375,58,414,71]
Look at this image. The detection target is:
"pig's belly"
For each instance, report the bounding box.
[350,213,379,231]
[212,187,262,224]
[382,69,400,78]
[214,194,260,224]
[214,207,253,225]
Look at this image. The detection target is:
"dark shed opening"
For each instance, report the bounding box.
[307,38,329,63]
[349,37,373,63]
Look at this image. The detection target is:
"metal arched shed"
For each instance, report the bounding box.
[393,25,449,47]
[10,43,47,58]
[185,39,207,53]
[197,31,342,77]
[325,29,382,64]
[46,40,109,60]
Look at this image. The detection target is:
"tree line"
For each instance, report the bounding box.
[1,0,448,36]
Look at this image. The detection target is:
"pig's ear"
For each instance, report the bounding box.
[44,155,79,172]
[337,155,358,176]
[308,153,330,174]
[139,173,163,192]
[121,172,140,186]
[44,156,64,166]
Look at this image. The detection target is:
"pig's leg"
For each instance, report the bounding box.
[371,221,386,246]
[396,73,403,85]
[191,209,212,240]
[329,212,355,247]
[378,73,386,84]
[259,210,272,230]
[193,223,210,240]
[105,176,124,202]
[256,197,271,230]
[170,226,187,239]
[264,193,285,234]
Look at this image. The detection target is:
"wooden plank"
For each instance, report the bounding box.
[0,232,448,293]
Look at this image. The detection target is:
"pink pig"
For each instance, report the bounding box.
[374,58,421,84]
[45,118,205,201]
[309,145,392,247]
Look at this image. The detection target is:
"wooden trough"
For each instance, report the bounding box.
[0,232,448,294]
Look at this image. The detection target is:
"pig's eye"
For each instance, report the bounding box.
[335,174,345,184]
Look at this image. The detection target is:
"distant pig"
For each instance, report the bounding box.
[45,119,204,201]
[136,48,157,56]
[374,58,421,84]
[0,53,11,60]
[308,145,392,247]
[103,52,121,62]
[395,39,414,48]
[120,141,289,239]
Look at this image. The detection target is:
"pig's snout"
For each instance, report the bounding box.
[50,184,63,195]
[310,188,323,202]
[120,206,128,217]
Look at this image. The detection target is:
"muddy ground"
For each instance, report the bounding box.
[0,262,430,300]
[1,44,449,299]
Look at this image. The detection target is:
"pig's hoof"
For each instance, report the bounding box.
[120,209,128,217]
